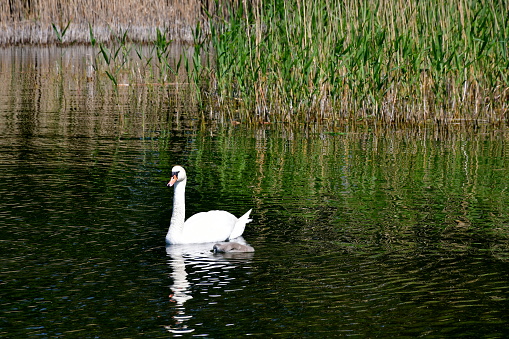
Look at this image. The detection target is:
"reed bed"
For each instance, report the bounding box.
[2,0,508,126]
[199,0,509,125]
[0,0,203,44]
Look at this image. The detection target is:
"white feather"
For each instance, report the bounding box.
[166,166,252,244]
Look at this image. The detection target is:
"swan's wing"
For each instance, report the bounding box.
[182,210,238,243]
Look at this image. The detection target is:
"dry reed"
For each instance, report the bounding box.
[0,0,204,45]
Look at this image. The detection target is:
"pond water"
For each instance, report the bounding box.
[1,46,509,338]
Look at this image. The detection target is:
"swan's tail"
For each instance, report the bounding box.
[229,209,252,240]
[240,208,253,223]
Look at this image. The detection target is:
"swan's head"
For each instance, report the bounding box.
[167,165,187,187]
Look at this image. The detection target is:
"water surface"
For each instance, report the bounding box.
[1,46,509,337]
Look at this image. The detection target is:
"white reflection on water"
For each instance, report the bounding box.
[164,237,254,334]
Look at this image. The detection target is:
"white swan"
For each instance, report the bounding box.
[166,165,252,244]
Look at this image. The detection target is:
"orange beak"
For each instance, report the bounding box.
[167,174,178,187]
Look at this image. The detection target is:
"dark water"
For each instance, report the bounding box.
[1,46,509,338]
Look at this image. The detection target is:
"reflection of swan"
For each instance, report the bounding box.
[166,165,252,244]
[167,249,193,307]
[165,238,254,334]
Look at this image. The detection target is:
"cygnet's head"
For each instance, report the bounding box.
[167,165,187,187]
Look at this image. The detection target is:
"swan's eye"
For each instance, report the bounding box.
[172,171,180,178]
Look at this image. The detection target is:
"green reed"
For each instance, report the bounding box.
[197,0,508,125]
[82,25,184,91]
[52,21,71,44]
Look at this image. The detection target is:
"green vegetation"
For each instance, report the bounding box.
[38,0,509,126]
[52,21,71,44]
[199,0,508,125]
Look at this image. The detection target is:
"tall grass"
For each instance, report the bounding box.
[0,0,202,44]
[3,0,507,126]
[199,0,509,125]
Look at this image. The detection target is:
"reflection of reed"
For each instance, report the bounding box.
[0,46,200,140]
[187,126,509,251]
[164,238,254,334]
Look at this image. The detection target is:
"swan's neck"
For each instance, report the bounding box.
[167,179,186,243]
